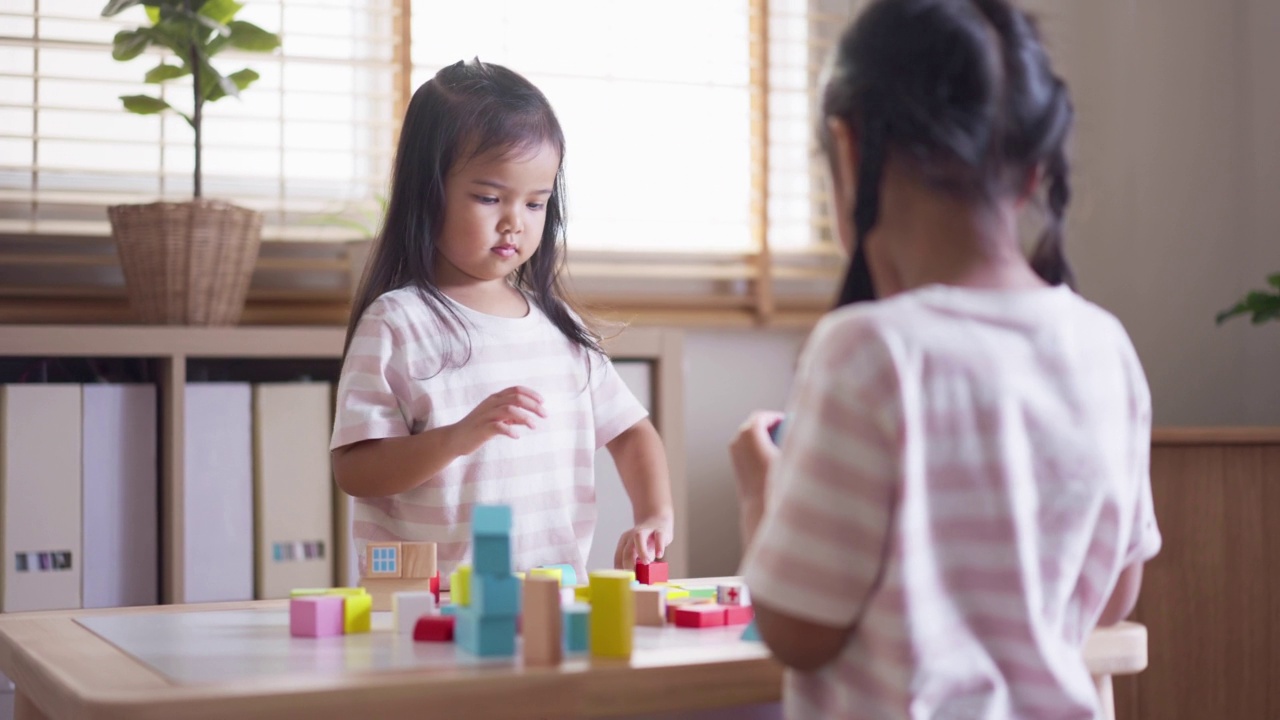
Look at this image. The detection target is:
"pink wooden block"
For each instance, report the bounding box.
[290,596,345,637]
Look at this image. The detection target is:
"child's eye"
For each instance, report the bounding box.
[527,202,546,211]
[473,195,499,205]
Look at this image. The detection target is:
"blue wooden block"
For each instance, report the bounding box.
[562,602,590,653]
[471,504,513,537]
[473,536,511,575]
[471,574,520,617]
[440,604,458,616]
[741,619,762,642]
[456,609,516,657]
[537,563,577,586]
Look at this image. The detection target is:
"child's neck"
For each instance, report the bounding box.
[439,279,529,319]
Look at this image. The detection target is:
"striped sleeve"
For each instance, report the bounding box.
[589,350,649,448]
[1125,375,1161,566]
[743,314,902,627]
[329,305,414,450]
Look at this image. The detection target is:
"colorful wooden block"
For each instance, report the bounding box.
[725,605,755,626]
[528,567,562,585]
[572,584,591,603]
[563,602,590,653]
[717,582,750,607]
[440,604,459,616]
[456,609,517,657]
[674,604,726,628]
[666,596,713,623]
[588,570,634,658]
[430,572,440,601]
[522,576,562,666]
[655,583,689,601]
[402,542,437,579]
[471,504,513,537]
[413,615,456,642]
[685,586,718,600]
[535,563,577,586]
[741,619,762,642]
[290,586,367,598]
[365,542,403,579]
[559,587,576,606]
[359,577,431,612]
[289,596,344,637]
[471,573,521,617]
[449,565,472,606]
[635,560,668,585]
[634,585,666,627]
[393,591,437,635]
[473,536,511,575]
[343,592,373,634]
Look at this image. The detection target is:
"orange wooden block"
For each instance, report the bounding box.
[634,586,666,627]
[402,542,437,579]
[522,576,562,666]
[365,542,403,579]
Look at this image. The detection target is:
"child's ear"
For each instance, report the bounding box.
[825,117,859,207]
[1016,166,1041,209]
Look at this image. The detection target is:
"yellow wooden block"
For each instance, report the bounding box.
[291,587,368,598]
[449,564,472,606]
[343,592,372,634]
[654,583,689,601]
[588,570,634,658]
[572,584,591,603]
[515,571,526,580]
[529,567,562,584]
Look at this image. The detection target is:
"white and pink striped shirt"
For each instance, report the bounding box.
[743,284,1161,720]
[331,287,648,582]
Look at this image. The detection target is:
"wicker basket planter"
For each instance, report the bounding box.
[107,199,262,325]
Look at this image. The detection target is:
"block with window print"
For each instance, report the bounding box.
[365,542,403,578]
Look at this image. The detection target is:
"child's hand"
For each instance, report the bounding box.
[614,514,674,569]
[729,411,784,504]
[448,386,547,455]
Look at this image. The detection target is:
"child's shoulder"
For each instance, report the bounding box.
[359,287,448,328]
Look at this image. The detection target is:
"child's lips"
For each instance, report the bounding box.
[492,246,518,258]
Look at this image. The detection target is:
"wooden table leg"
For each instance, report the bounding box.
[13,690,50,720]
[1094,674,1115,720]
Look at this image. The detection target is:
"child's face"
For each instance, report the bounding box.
[436,141,561,287]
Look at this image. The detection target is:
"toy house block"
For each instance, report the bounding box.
[535,563,577,586]
[344,592,374,634]
[414,615,456,642]
[725,605,755,626]
[365,542,403,578]
[449,565,472,606]
[394,591,438,635]
[635,560,668,585]
[716,582,750,607]
[471,504,513,537]
[402,542,437,579]
[522,576,562,666]
[456,608,517,658]
[674,604,726,628]
[359,577,432,612]
[289,596,345,637]
[473,536,512,576]
[634,585,667,627]
[471,573,521,617]
[588,570,634,658]
[562,602,591,653]
[654,583,689,601]
[741,620,762,642]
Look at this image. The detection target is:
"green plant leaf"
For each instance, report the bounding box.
[101,0,143,17]
[144,62,189,83]
[226,20,281,52]
[194,12,231,38]
[1268,273,1280,290]
[120,94,173,115]
[111,29,152,61]
[199,0,243,25]
[195,58,241,102]
[145,5,160,23]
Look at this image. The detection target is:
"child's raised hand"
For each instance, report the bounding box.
[448,386,547,455]
[729,411,785,504]
[614,514,674,569]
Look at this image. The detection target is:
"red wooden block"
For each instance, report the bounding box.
[674,604,727,628]
[635,560,668,585]
[430,572,440,602]
[413,615,456,642]
[725,605,754,626]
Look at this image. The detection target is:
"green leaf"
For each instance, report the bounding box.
[101,0,143,17]
[226,20,280,52]
[144,62,189,83]
[120,94,172,115]
[199,0,243,26]
[1268,273,1280,290]
[194,12,231,38]
[111,29,151,61]
[145,5,160,23]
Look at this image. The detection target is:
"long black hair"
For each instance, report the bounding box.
[824,0,1075,306]
[344,59,602,363]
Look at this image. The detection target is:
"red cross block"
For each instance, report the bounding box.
[635,560,668,585]
[413,615,456,642]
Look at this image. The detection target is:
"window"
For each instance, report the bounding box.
[371,545,397,574]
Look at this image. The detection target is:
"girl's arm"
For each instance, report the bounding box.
[333,386,546,498]
[607,418,675,566]
[1097,562,1144,626]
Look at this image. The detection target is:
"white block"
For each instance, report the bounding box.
[560,587,576,606]
[393,591,437,634]
[717,582,750,607]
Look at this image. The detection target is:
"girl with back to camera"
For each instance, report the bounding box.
[331,59,674,583]
[731,1,1161,717]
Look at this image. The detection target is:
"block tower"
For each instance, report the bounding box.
[456,504,521,657]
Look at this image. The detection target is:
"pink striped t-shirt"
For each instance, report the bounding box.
[742,284,1161,720]
[331,287,649,582]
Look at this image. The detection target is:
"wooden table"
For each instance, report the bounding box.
[0,579,1148,720]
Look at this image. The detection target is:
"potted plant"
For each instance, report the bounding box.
[100,0,280,325]
[1217,273,1280,326]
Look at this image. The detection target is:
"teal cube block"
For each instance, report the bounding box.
[741,619,762,642]
[456,608,516,657]
[440,604,458,616]
[473,536,511,575]
[471,504,513,537]
[471,574,520,617]
[562,602,590,653]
